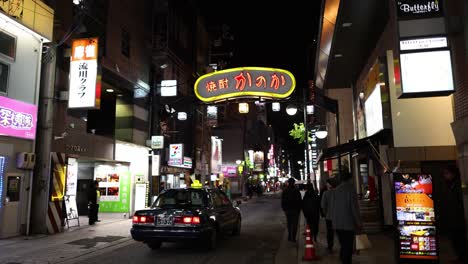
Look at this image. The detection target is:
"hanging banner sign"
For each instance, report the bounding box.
[69,38,100,109]
[194,67,296,102]
[393,173,438,262]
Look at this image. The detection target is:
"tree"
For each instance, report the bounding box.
[289,123,312,144]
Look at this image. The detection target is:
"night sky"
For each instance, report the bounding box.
[200,1,321,161]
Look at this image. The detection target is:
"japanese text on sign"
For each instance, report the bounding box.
[69,38,99,109]
[194,67,296,102]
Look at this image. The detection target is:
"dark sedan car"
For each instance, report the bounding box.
[131,187,241,250]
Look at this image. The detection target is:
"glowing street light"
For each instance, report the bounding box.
[286,104,298,116]
[316,130,328,139]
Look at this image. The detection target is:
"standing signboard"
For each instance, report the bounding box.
[393,173,438,263]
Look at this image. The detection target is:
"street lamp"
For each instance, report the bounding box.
[286,104,298,116]
[316,130,328,139]
[236,160,242,165]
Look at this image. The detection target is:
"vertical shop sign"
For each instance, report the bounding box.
[65,158,78,196]
[168,144,183,165]
[393,173,438,261]
[152,155,160,176]
[69,38,100,109]
[211,137,222,173]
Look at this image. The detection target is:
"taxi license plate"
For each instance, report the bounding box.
[157,216,173,226]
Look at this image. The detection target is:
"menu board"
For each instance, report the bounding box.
[393,173,438,261]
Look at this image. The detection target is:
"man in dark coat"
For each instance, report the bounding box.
[281,177,302,242]
[87,181,99,225]
[302,182,320,242]
[443,166,467,263]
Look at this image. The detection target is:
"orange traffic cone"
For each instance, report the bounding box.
[303,224,319,261]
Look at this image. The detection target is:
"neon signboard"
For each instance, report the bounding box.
[0,96,38,140]
[194,67,296,102]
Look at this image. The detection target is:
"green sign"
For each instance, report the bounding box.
[99,172,131,213]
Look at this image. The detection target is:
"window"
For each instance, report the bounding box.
[153,189,205,208]
[0,31,16,60]
[0,62,9,94]
[121,29,130,58]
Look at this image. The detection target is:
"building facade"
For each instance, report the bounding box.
[0,1,54,238]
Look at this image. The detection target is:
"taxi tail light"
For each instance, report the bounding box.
[174,216,201,225]
[133,215,154,224]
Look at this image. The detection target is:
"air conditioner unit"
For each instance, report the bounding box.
[16,152,36,170]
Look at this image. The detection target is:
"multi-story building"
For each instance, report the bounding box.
[151,0,211,193]
[0,1,54,238]
[31,0,153,234]
[314,0,463,234]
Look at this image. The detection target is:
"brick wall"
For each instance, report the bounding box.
[447,0,468,121]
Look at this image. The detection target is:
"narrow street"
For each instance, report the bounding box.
[69,194,286,264]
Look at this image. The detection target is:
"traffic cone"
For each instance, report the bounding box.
[303,224,319,261]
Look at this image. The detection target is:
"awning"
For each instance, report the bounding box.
[318,129,391,161]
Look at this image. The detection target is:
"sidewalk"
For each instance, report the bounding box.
[277,213,455,264]
[0,214,132,264]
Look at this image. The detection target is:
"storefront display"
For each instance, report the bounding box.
[393,173,438,262]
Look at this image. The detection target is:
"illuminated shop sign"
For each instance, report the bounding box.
[194,67,296,102]
[0,95,38,140]
[400,37,447,51]
[168,144,183,165]
[396,0,443,19]
[400,50,454,96]
[69,38,100,109]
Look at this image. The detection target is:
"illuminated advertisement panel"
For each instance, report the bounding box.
[393,173,438,262]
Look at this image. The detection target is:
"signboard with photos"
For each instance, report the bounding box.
[392,173,439,262]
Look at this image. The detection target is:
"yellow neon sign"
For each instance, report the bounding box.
[194,67,296,103]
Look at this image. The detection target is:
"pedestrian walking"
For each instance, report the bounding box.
[321,178,336,253]
[331,172,362,264]
[442,166,468,264]
[281,177,302,242]
[302,182,320,242]
[87,180,100,225]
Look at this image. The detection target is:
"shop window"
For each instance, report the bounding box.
[121,29,130,58]
[0,31,16,60]
[0,62,9,94]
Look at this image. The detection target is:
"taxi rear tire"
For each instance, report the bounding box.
[147,241,162,250]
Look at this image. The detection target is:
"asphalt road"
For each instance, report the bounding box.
[74,194,286,264]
